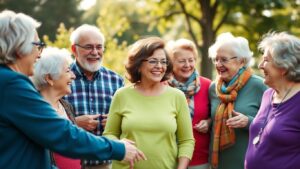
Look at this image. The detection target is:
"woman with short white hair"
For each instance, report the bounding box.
[208,32,267,169]
[32,47,80,169]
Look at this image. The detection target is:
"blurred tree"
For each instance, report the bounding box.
[74,0,300,78]
[141,0,300,79]
[11,0,299,79]
[0,0,82,40]
[43,23,73,50]
[93,0,162,78]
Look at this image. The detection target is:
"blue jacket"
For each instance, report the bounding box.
[0,65,125,169]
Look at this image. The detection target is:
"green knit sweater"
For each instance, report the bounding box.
[104,85,195,169]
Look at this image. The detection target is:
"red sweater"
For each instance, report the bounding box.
[189,76,211,166]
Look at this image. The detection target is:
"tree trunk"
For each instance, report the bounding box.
[199,21,215,79]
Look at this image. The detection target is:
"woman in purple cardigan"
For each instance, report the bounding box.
[245,32,300,169]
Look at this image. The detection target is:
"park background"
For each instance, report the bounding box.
[1,0,300,80]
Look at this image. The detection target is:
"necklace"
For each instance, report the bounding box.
[253,85,294,145]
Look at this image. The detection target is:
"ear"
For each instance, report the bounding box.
[15,51,23,59]
[71,44,77,55]
[239,58,246,68]
[45,74,54,86]
[281,69,288,76]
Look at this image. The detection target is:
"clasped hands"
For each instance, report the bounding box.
[121,138,147,169]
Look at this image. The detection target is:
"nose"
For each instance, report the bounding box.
[154,63,162,68]
[70,71,76,80]
[153,61,164,67]
[214,60,223,67]
[258,60,264,69]
[90,47,98,55]
[182,60,189,66]
[36,52,42,59]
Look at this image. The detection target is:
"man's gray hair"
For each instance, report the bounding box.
[70,24,105,45]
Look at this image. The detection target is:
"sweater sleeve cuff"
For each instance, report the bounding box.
[110,139,126,161]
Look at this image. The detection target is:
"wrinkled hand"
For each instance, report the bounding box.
[121,138,147,169]
[193,119,211,133]
[100,114,108,128]
[226,110,248,128]
[75,114,100,131]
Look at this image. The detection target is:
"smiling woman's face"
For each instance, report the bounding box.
[214,46,245,82]
[172,49,196,83]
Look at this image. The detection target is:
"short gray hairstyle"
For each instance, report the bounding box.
[70,24,105,45]
[259,32,300,82]
[0,10,40,64]
[209,32,253,67]
[32,47,73,89]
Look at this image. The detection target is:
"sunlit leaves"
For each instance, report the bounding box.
[43,23,73,51]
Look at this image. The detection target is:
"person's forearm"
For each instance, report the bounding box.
[177,156,190,169]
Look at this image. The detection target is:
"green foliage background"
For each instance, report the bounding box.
[2,0,300,79]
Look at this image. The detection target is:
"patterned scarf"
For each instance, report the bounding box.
[211,67,252,169]
[168,70,200,118]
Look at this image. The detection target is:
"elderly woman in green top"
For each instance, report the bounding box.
[208,32,267,169]
[103,36,195,169]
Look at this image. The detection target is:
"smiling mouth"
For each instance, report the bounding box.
[218,70,227,74]
[87,57,100,61]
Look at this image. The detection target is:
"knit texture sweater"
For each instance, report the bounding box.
[104,85,195,169]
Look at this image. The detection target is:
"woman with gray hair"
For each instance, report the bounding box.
[245,32,300,169]
[0,10,144,169]
[208,32,267,169]
[32,47,80,169]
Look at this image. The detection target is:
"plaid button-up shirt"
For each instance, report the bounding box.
[64,62,124,166]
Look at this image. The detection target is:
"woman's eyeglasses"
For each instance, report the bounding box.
[32,41,46,52]
[143,59,169,66]
[212,56,237,65]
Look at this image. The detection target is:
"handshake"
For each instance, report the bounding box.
[121,139,147,169]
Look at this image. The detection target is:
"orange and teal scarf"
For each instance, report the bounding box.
[211,67,252,169]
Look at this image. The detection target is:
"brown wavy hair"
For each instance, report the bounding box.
[125,36,173,83]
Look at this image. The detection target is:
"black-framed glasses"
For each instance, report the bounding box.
[212,56,237,65]
[32,41,46,52]
[143,59,169,66]
[75,44,104,52]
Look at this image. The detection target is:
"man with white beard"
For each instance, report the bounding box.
[64,24,124,169]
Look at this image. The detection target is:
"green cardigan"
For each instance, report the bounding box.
[209,75,267,169]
